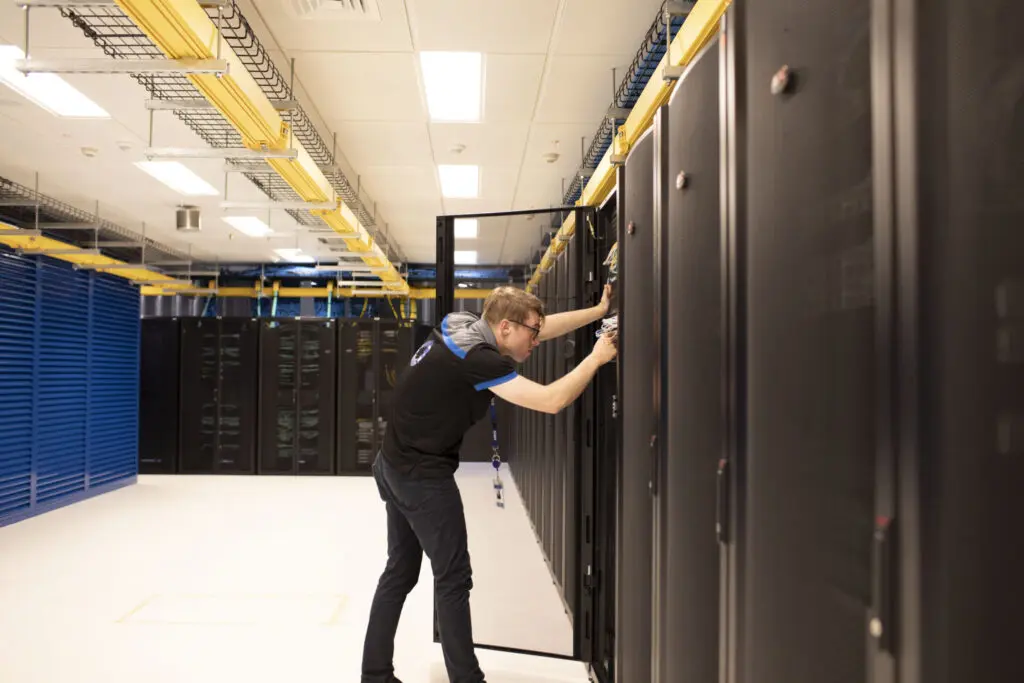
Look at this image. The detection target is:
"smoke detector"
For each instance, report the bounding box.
[543,152,560,164]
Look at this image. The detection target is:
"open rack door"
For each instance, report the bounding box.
[433,206,608,664]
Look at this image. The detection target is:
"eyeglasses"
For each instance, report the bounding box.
[510,320,541,340]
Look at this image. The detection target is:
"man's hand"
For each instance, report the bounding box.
[590,331,618,365]
[598,283,613,315]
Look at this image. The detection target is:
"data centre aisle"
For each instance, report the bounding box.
[0,463,588,683]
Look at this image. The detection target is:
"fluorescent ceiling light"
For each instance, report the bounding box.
[454,250,477,265]
[273,248,314,263]
[0,46,109,118]
[135,161,219,196]
[453,218,478,239]
[439,165,479,198]
[223,216,272,237]
[419,51,482,122]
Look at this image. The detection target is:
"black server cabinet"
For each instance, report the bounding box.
[337,319,376,474]
[139,318,180,474]
[591,196,620,683]
[870,2,1024,682]
[258,319,337,475]
[616,126,656,683]
[722,2,876,683]
[178,317,259,474]
[337,319,413,474]
[652,39,723,683]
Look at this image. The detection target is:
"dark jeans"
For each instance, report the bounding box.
[361,453,485,683]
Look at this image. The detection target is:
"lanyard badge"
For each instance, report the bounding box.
[490,399,504,509]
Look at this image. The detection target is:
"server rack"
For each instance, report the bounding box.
[870,1,1024,681]
[650,35,724,683]
[336,319,413,474]
[721,3,876,683]
[178,317,259,474]
[257,319,337,475]
[590,194,619,683]
[139,318,180,474]
[616,124,657,683]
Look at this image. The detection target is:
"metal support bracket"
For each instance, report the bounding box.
[32,222,102,230]
[663,64,685,81]
[220,200,336,211]
[664,0,696,16]
[146,98,297,112]
[74,263,154,270]
[16,247,101,256]
[17,0,228,7]
[146,147,298,161]
[15,58,229,76]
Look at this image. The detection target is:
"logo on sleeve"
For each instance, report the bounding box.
[411,339,434,366]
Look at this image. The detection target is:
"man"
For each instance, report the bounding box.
[361,284,618,683]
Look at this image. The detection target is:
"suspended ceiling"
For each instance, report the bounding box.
[0,0,665,266]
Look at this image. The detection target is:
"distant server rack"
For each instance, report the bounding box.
[258,319,337,475]
[178,317,259,475]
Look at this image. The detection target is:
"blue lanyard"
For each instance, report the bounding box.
[490,398,504,508]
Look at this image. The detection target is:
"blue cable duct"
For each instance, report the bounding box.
[561,6,689,206]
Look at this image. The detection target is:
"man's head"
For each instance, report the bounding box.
[483,286,545,363]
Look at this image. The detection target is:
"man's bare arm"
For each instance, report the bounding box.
[536,284,613,342]
[490,332,617,414]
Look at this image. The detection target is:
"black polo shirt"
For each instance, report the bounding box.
[381,312,519,478]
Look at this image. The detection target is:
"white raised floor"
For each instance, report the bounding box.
[0,462,589,683]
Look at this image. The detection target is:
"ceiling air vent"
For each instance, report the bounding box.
[176,205,201,233]
[286,0,382,21]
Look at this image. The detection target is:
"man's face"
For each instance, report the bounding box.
[500,312,542,363]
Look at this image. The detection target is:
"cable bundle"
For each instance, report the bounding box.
[596,314,619,339]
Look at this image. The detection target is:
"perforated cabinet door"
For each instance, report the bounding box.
[296,320,336,475]
[178,318,218,473]
[217,318,258,474]
[258,320,298,475]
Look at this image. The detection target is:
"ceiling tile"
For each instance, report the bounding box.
[429,122,529,167]
[331,122,433,168]
[550,0,665,56]
[407,0,559,53]
[483,54,546,123]
[535,54,634,124]
[296,52,425,122]
[242,0,414,53]
[0,6,99,49]
[511,168,569,211]
[442,166,519,216]
[359,166,440,210]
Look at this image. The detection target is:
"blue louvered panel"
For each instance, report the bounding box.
[34,260,89,504]
[0,250,36,518]
[88,273,139,488]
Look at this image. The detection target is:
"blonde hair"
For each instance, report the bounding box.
[482,286,545,326]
